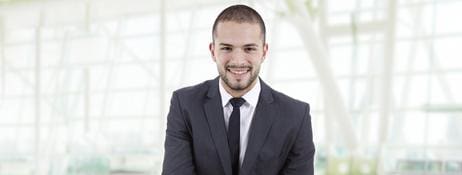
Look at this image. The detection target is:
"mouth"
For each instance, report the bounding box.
[226,66,251,76]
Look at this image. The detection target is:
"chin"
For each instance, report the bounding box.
[220,71,256,91]
[229,80,251,91]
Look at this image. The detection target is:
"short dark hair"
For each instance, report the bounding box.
[212,4,266,43]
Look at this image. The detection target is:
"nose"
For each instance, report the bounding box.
[230,48,247,65]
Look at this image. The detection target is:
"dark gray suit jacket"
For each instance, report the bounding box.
[162,77,315,175]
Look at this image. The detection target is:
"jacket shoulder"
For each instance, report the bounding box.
[271,88,310,113]
[172,78,215,102]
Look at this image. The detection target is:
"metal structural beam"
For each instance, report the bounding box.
[84,68,90,133]
[266,12,282,83]
[377,0,397,173]
[158,0,166,173]
[34,10,44,175]
[326,21,387,37]
[0,16,4,98]
[0,0,227,29]
[283,0,358,150]
[179,5,197,84]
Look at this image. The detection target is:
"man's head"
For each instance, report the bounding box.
[209,5,268,97]
[212,4,266,44]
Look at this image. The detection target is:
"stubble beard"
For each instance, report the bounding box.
[219,66,260,91]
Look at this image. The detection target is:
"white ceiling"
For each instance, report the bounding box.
[0,0,244,29]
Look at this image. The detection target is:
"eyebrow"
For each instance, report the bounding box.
[218,43,259,47]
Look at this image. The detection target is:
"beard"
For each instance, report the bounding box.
[218,64,260,91]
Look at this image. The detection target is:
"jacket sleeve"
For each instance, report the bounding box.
[279,104,315,175]
[162,92,197,175]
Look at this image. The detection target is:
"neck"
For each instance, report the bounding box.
[221,79,258,98]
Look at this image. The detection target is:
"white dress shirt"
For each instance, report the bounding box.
[219,78,261,166]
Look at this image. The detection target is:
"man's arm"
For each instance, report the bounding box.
[279,104,315,175]
[162,92,197,175]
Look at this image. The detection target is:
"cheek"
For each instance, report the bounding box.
[250,56,264,65]
[215,55,230,65]
[214,58,227,68]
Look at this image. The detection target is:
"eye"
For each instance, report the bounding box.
[244,47,257,52]
[220,47,232,51]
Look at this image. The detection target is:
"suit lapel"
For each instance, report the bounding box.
[204,78,232,175]
[240,80,278,175]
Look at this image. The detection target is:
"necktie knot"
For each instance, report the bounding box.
[229,98,245,108]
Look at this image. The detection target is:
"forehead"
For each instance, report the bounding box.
[214,21,263,45]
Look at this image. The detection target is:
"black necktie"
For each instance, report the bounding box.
[228,97,245,175]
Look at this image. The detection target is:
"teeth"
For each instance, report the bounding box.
[228,68,249,75]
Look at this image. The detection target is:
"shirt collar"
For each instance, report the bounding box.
[219,78,261,108]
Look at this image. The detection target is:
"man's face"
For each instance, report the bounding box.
[210,21,268,92]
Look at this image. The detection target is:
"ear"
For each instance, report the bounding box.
[261,43,268,62]
[209,42,217,62]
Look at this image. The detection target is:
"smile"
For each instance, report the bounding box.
[227,67,251,75]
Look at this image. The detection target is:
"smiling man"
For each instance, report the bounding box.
[162,4,315,175]
[212,20,265,97]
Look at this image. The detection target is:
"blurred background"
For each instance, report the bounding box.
[0,0,461,174]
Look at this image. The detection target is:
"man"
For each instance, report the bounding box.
[162,4,315,175]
